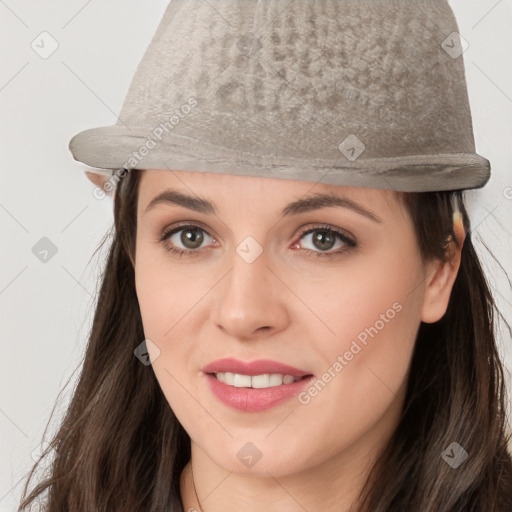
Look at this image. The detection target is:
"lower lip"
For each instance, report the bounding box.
[203,372,315,412]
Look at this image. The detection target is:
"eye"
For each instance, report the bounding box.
[158,222,356,259]
[158,222,216,257]
[292,224,356,258]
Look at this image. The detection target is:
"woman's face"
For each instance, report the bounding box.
[134,168,440,477]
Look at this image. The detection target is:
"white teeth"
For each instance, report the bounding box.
[215,372,301,388]
[233,373,251,387]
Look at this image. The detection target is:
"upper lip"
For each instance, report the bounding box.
[202,357,313,377]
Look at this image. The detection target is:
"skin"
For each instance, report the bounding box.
[131,168,464,512]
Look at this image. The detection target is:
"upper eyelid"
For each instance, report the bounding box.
[160,221,213,239]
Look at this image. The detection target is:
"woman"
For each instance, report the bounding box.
[19,0,512,510]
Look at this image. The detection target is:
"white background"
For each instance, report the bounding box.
[1,1,511,510]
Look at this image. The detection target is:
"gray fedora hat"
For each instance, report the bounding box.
[68,0,490,192]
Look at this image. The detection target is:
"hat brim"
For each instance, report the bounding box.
[69,125,491,193]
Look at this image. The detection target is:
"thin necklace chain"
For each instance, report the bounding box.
[190,462,205,512]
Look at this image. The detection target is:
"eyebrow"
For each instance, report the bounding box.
[143,189,382,223]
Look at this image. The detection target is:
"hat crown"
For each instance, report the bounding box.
[119,0,476,160]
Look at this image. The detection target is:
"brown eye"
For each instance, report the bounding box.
[158,222,356,259]
[159,223,214,257]
[294,224,356,258]
[307,229,337,251]
[177,226,205,249]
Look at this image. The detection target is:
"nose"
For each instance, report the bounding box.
[210,244,289,340]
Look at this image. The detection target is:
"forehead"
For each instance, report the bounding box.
[137,168,401,209]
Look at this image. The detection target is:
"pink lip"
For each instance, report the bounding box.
[202,357,312,377]
[201,357,315,412]
[203,373,315,412]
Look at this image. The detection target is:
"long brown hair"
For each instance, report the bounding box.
[18,169,512,511]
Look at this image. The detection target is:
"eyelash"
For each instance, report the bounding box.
[158,222,357,259]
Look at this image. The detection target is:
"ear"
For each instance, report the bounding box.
[85,171,109,189]
[421,214,466,324]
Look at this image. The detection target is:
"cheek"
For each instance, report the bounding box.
[298,296,420,470]
[134,241,213,395]
[292,235,424,357]
[312,293,420,418]
[134,249,206,433]
[290,242,424,451]
[134,236,203,339]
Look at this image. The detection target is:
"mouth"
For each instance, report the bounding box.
[206,372,313,389]
[203,371,316,412]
